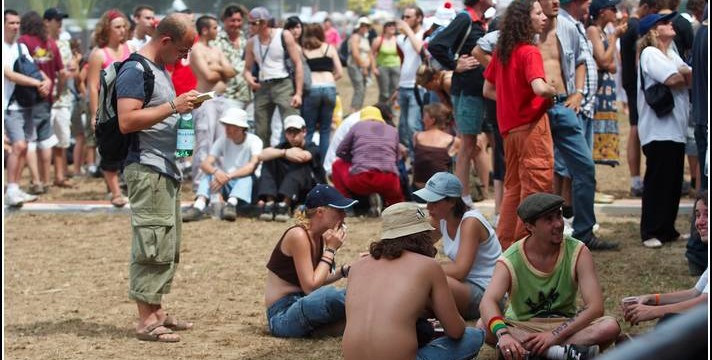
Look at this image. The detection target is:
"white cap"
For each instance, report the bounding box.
[356,16,372,27]
[219,107,249,128]
[484,7,496,20]
[433,1,456,27]
[283,115,306,130]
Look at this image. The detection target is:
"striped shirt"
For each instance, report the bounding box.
[336,121,399,175]
[560,9,597,119]
[555,14,586,96]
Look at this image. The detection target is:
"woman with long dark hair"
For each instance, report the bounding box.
[482,0,556,249]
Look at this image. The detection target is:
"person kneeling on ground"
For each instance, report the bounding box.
[182,107,262,222]
[343,202,485,360]
[257,115,326,222]
[265,184,356,338]
[478,192,620,360]
[413,172,502,321]
[622,191,708,326]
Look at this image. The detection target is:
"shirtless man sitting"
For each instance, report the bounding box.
[189,14,237,188]
[478,193,620,360]
[343,202,484,360]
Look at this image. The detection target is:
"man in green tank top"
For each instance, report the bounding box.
[477,193,620,360]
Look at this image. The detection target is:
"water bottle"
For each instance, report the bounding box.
[210,193,223,219]
[175,113,194,158]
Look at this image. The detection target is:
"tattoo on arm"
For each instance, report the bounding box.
[551,307,586,338]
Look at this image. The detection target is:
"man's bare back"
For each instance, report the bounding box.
[538,27,567,94]
[344,252,463,360]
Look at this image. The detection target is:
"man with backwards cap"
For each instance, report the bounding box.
[478,193,621,360]
[257,114,325,222]
[243,6,303,146]
[343,202,484,360]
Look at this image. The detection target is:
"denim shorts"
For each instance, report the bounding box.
[451,94,484,135]
[4,108,35,143]
[463,281,486,321]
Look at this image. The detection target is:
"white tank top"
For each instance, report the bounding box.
[253,28,289,81]
[440,209,502,290]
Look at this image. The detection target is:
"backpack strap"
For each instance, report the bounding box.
[126,53,155,107]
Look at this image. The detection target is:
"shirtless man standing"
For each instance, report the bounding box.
[343,202,484,360]
[189,15,237,189]
[538,0,618,251]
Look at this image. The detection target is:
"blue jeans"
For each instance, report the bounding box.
[267,287,346,338]
[196,174,253,203]
[555,113,594,177]
[398,86,425,157]
[417,327,485,360]
[301,85,336,163]
[548,104,596,241]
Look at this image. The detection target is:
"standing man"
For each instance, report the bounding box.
[557,0,597,233]
[18,10,62,195]
[3,9,50,206]
[189,14,236,188]
[429,0,493,209]
[538,0,617,250]
[243,7,303,146]
[620,0,658,197]
[117,13,199,343]
[478,193,620,360]
[213,4,252,111]
[128,5,155,51]
[395,5,425,158]
[44,7,74,188]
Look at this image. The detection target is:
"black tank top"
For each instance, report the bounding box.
[305,45,334,73]
[413,135,454,184]
[266,225,323,287]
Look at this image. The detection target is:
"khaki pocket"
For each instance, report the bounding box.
[132,216,176,265]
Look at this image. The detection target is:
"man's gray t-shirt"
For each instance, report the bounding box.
[116,57,182,181]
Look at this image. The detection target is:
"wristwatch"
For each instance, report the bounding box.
[576,88,585,96]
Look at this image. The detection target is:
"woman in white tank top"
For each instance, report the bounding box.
[414,172,502,320]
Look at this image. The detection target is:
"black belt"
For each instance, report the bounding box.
[552,94,568,104]
[262,77,289,84]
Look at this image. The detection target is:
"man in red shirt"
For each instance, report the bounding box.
[18,10,64,194]
[483,0,557,250]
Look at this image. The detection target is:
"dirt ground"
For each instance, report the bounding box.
[3,211,699,360]
[3,80,704,359]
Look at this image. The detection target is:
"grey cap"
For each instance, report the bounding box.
[517,193,565,223]
[249,7,272,21]
[413,172,463,203]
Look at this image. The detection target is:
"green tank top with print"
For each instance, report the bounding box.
[501,236,584,321]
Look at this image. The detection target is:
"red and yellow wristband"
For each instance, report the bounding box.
[488,316,507,336]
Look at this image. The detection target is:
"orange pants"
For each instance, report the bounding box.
[496,114,554,250]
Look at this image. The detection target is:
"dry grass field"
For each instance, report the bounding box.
[3,80,705,359]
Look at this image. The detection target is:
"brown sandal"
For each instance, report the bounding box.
[163,314,194,331]
[111,196,128,208]
[136,322,180,342]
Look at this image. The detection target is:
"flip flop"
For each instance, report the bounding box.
[163,314,194,331]
[136,322,180,343]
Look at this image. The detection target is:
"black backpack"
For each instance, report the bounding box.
[95,53,154,165]
[338,37,349,67]
[11,43,43,107]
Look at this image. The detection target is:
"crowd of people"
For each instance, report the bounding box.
[3,0,708,357]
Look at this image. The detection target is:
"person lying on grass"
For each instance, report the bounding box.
[622,190,709,326]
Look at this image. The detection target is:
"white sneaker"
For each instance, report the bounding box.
[5,191,24,207]
[592,223,600,235]
[563,216,574,237]
[18,190,38,203]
